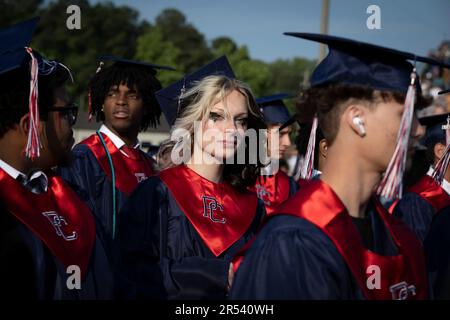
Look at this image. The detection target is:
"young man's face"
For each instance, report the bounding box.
[103,83,145,136]
[267,124,292,159]
[363,100,424,171]
[42,86,76,167]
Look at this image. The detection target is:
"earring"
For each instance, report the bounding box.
[352,117,366,137]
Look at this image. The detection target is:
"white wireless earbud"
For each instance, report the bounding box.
[352,117,366,136]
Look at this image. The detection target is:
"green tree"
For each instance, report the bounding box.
[155,8,212,73]
[0,0,43,27]
[135,26,183,87]
[211,37,270,96]
[30,0,146,108]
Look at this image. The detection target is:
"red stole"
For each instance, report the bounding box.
[249,170,291,215]
[81,132,154,196]
[408,175,450,213]
[159,165,258,257]
[276,180,428,300]
[0,169,96,277]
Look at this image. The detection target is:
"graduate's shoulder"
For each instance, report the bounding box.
[252,214,339,255]
[395,191,435,214]
[71,136,98,157]
[132,174,169,198]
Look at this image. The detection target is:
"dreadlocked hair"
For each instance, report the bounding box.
[0,65,70,137]
[296,83,431,146]
[88,64,162,130]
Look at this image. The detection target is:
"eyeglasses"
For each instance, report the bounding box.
[47,103,79,126]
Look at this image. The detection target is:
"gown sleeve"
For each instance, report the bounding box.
[229,215,358,299]
[424,206,450,299]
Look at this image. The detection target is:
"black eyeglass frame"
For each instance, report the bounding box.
[47,103,79,126]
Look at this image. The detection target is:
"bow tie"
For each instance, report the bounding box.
[16,171,48,194]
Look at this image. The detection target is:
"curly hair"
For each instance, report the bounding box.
[296,84,431,146]
[0,64,70,137]
[157,75,267,192]
[88,63,162,131]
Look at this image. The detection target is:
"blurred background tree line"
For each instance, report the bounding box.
[0,0,316,113]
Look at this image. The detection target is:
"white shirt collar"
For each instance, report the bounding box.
[0,159,48,192]
[427,166,450,195]
[0,158,26,180]
[99,125,141,150]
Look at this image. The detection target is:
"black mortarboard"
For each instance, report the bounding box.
[97,55,175,75]
[155,55,235,125]
[284,33,450,94]
[0,17,39,75]
[256,93,293,125]
[419,112,450,147]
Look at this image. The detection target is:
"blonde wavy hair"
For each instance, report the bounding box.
[156,75,266,191]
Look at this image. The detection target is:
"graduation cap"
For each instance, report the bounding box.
[155,55,235,125]
[419,112,450,147]
[0,17,39,75]
[97,55,175,75]
[0,17,71,160]
[284,33,450,93]
[284,33,450,200]
[256,93,293,126]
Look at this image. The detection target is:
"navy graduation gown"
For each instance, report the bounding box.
[392,192,435,243]
[424,206,450,299]
[58,133,155,259]
[0,169,114,299]
[114,165,266,300]
[393,175,450,242]
[230,180,427,300]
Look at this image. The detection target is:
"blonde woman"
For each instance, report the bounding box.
[115,64,266,299]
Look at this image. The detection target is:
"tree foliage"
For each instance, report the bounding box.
[1,0,316,112]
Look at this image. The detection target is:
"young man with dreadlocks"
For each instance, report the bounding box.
[58,57,173,262]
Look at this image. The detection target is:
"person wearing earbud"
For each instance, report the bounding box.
[353,116,366,136]
[229,33,445,300]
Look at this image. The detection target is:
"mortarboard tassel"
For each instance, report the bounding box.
[24,47,41,160]
[376,69,417,200]
[431,115,450,184]
[300,115,318,180]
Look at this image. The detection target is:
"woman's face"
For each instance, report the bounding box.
[198,89,249,163]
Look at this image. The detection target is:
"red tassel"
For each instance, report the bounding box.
[376,70,417,200]
[24,47,41,160]
[300,115,318,180]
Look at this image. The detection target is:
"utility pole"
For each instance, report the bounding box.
[319,0,330,62]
